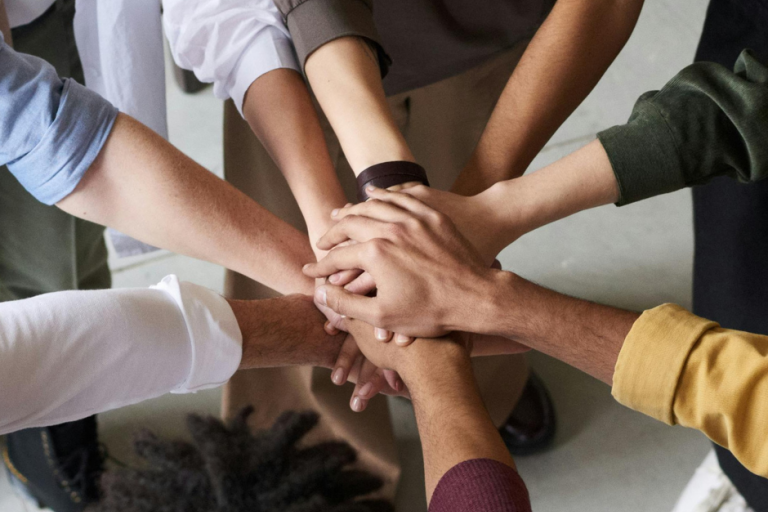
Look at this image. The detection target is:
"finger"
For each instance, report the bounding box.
[364,186,436,218]
[328,268,363,287]
[344,271,377,295]
[394,333,415,346]
[333,198,415,224]
[303,244,368,278]
[357,369,389,401]
[325,321,339,336]
[331,336,361,386]
[316,216,395,251]
[383,369,405,395]
[374,327,393,342]
[346,351,365,386]
[351,361,384,412]
[314,284,376,320]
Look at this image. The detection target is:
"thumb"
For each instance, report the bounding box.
[315,284,374,321]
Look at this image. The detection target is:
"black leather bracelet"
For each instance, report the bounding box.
[356,161,430,202]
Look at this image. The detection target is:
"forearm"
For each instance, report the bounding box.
[404,347,514,501]
[242,69,347,247]
[453,0,643,195]
[228,295,344,370]
[305,36,414,174]
[471,271,637,385]
[0,0,11,46]
[57,114,315,296]
[485,139,619,251]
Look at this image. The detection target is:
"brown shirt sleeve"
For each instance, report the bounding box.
[429,458,531,512]
[272,0,390,76]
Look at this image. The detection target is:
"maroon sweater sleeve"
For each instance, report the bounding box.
[428,459,531,512]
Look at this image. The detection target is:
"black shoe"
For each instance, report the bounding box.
[499,372,556,456]
[3,416,103,511]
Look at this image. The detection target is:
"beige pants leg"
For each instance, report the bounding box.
[221,41,531,498]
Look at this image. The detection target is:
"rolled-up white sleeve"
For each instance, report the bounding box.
[162,0,300,115]
[0,275,242,435]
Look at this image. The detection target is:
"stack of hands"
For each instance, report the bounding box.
[303,184,531,412]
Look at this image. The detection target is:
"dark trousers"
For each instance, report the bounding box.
[692,0,768,509]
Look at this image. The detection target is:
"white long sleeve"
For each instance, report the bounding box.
[0,275,242,435]
[163,0,300,116]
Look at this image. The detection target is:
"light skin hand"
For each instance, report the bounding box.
[390,139,620,263]
[305,187,497,337]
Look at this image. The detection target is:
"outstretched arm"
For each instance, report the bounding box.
[58,114,316,296]
[345,321,526,508]
[0,278,343,436]
[453,0,644,194]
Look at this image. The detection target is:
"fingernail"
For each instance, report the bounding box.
[345,203,353,208]
[331,208,339,217]
[359,382,373,398]
[340,314,346,319]
[352,397,364,412]
[324,321,339,335]
[394,379,402,392]
[302,264,310,271]
[395,334,411,346]
[366,185,376,192]
[332,367,345,385]
[329,273,340,283]
[315,287,327,306]
[375,328,389,341]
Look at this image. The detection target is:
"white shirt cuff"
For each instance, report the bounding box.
[152,275,242,393]
[228,27,300,116]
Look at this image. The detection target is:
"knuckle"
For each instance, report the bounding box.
[429,210,447,226]
[366,239,387,260]
[387,223,405,240]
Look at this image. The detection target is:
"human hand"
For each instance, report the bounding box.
[390,185,512,264]
[343,319,471,408]
[303,187,503,338]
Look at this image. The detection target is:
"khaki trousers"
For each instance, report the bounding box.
[221,42,530,498]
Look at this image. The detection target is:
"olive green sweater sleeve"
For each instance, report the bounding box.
[272,0,390,77]
[597,49,768,206]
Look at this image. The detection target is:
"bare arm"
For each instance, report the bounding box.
[57,114,315,296]
[453,0,644,195]
[344,321,514,502]
[242,69,347,251]
[305,37,414,174]
[0,0,12,46]
[229,294,345,369]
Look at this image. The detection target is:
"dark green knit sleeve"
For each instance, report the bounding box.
[273,0,391,78]
[597,50,768,206]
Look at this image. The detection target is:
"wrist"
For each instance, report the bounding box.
[400,340,473,397]
[445,268,511,335]
[230,295,343,370]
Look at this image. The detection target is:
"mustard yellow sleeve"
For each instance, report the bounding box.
[612,303,768,477]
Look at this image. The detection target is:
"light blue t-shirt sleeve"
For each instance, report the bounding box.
[0,34,118,205]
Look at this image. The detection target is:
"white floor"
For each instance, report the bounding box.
[1,1,717,510]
